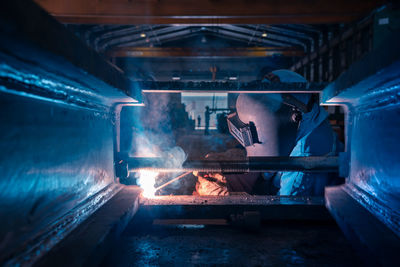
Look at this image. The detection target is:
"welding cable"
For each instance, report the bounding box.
[154,171,192,192]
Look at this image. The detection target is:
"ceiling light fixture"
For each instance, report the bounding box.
[262,32,267,37]
[140,33,146,38]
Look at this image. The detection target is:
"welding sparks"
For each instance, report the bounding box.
[138,170,158,198]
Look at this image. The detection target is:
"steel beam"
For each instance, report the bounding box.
[108,47,304,58]
[325,186,400,266]
[98,27,194,51]
[137,195,332,222]
[0,0,141,103]
[106,28,201,50]
[34,186,142,267]
[222,25,307,49]
[35,0,385,24]
[125,156,339,173]
[322,29,400,103]
[290,18,374,82]
[137,81,327,93]
[215,28,293,47]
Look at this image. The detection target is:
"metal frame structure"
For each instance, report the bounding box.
[136,81,327,93]
[69,24,323,53]
[290,18,374,82]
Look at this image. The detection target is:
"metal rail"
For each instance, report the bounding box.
[138,81,327,93]
[126,156,339,173]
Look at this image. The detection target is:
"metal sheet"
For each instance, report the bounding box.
[0,0,141,102]
[321,29,400,243]
[348,100,400,235]
[0,92,116,264]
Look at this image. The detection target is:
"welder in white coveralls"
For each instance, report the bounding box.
[193,70,342,196]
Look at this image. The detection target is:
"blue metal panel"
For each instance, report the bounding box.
[349,99,400,233]
[0,1,140,264]
[0,91,117,262]
[322,26,400,260]
[0,0,142,102]
[351,103,400,202]
[323,58,400,237]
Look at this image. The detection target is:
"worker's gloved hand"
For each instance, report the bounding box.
[194,172,229,196]
[193,148,246,196]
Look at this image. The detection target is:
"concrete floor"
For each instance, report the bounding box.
[101,220,362,266]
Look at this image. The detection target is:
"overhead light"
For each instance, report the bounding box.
[262,32,267,37]
[172,76,181,81]
[140,33,146,38]
[229,76,238,81]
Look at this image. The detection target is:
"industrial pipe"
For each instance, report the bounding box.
[125,156,339,173]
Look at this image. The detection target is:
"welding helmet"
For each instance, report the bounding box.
[228,70,308,157]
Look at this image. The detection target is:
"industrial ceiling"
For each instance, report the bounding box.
[34,0,386,81]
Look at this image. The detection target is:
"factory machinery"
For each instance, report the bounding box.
[1,1,400,266]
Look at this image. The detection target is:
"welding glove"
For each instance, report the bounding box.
[194,172,229,196]
[193,148,246,196]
